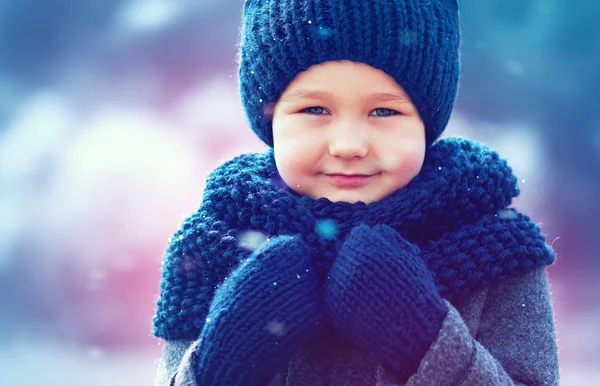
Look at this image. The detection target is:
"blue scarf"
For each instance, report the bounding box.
[153,137,554,340]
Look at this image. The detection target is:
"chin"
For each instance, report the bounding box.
[326,193,372,204]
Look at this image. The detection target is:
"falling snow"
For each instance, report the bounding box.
[238,230,267,251]
[315,218,339,240]
[497,209,518,220]
[266,320,286,337]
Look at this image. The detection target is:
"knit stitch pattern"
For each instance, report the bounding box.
[325,224,449,379]
[191,235,323,385]
[153,137,555,340]
[239,0,461,147]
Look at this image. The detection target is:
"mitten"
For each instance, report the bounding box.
[324,224,448,379]
[193,235,324,385]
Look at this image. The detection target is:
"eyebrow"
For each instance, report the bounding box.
[279,89,411,104]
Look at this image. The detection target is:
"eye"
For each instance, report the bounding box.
[371,108,401,117]
[299,106,328,115]
[298,106,402,117]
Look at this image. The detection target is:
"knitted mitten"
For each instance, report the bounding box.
[324,224,448,379]
[192,235,324,385]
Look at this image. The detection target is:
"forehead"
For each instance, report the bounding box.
[289,60,398,85]
[279,60,410,103]
[280,89,411,104]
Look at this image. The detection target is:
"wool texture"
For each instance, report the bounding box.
[190,235,324,385]
[153,137,555,347]
[324,224,449,380]
[238,0,461,148]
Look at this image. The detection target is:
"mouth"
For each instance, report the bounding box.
[325,173,377,188]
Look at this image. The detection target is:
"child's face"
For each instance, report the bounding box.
[272,60,425,204]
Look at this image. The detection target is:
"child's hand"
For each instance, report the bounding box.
[193,235,324,385]
[324,224,448,380]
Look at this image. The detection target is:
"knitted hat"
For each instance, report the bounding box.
[238,0,461,148]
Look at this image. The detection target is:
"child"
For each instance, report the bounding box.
[153,0,559,384]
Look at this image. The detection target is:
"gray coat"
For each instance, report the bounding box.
[155,267,559,385]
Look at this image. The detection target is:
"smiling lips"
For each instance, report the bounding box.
[325,173,376,188]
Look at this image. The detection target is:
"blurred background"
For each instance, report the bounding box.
[0,0,598,384]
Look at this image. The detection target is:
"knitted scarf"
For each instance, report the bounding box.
[153,137,555,340]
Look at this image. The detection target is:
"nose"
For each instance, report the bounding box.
[327,126,369,159]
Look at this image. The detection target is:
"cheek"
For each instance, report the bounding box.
[273,132,321,184]
[380,151,401,171]
[400,152,424,176]
[380,140,425,176]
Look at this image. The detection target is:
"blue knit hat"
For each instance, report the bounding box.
[238,0,461,148]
